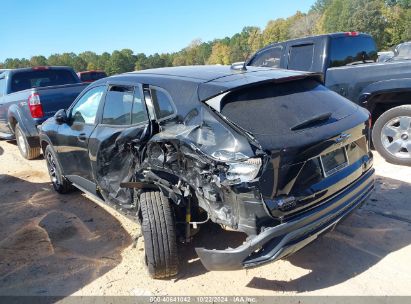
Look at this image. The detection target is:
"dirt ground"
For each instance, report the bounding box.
[0,139,411,297]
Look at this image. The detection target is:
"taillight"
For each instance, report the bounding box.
[345,31,359,36]
[28,93,44,118]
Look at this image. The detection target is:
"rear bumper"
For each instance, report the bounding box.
[195,168,375,271]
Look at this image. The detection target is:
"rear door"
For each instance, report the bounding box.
[88,83,151,205]
[56,85,106,193]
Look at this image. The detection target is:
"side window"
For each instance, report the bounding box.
[71,86,105,124]
[288,44,314,71]
[250,47,282,68]
[151,87,175,120]
[131,88,148,124]
[102,86,134,125]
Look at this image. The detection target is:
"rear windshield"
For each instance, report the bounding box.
[80,72,107,82]
[10,69,78,93]
[329,36,378,68]
[220,79,357,136]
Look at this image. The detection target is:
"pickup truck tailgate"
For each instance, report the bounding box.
[36,83,89,120]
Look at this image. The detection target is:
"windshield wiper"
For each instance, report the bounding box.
[291,112,332,131]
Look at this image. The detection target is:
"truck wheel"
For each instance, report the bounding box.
[15,123,41,160]
[44,145,72,193]
[372,105,411,166]
[139,191,179,279]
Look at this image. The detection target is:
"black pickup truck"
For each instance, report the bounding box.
[247,32,411,166]
[0,67,88,159]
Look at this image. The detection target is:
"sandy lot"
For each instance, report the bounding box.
[0,139,411,297]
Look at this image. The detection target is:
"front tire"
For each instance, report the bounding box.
[372,105,411,166]
[45,145,72,194]
[140,191,179,279]
[15,123,41,160]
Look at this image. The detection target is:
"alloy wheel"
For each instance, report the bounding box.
[46,151,60,185]
[381,115,411,159]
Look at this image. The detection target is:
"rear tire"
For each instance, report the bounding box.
[45,145,72,194]
[372,105,411,166]
[15,123,41,160]
[140,191,179,279]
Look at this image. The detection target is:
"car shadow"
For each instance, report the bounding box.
[245,175,411,292]
[175,222,247,280]
[0,175,132,298]
[0,145,3,156]
[175,175,411,292]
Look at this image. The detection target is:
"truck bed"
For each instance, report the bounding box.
[325,61,411,102]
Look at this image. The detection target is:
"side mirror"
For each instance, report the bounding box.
[54,109,68,124]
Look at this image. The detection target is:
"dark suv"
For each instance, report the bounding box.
[39,66,375,279]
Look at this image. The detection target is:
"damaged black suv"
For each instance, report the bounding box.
[39,66,375,279]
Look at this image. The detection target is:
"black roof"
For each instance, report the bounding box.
[128,65,306,81]
[97,65,319,102]
[250,32,373,57]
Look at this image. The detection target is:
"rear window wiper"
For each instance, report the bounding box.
[291,112,332,131]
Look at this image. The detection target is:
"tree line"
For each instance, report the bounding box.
[1,0,410,75]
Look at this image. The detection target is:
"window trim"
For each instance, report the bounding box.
[98,83,150,128]
[249,45,283,67]
[130,84,150,126]
[149,85,177,122]
[287,43,315,71]
[68,85,107,126]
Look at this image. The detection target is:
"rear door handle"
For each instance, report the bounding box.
[77,133,87,142]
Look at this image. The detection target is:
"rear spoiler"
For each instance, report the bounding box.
[198,71,324,102]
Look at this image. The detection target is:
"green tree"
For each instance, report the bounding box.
[289,12,321,38]
[78,51,99,70]
[29,56,47,67]
[207,42,231,65]
[352,0,389,48]
[262,18,290,45]
[311,0,334,13]
[107,49,135,75]
[98,52,111,71]
[134,53,148,70]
